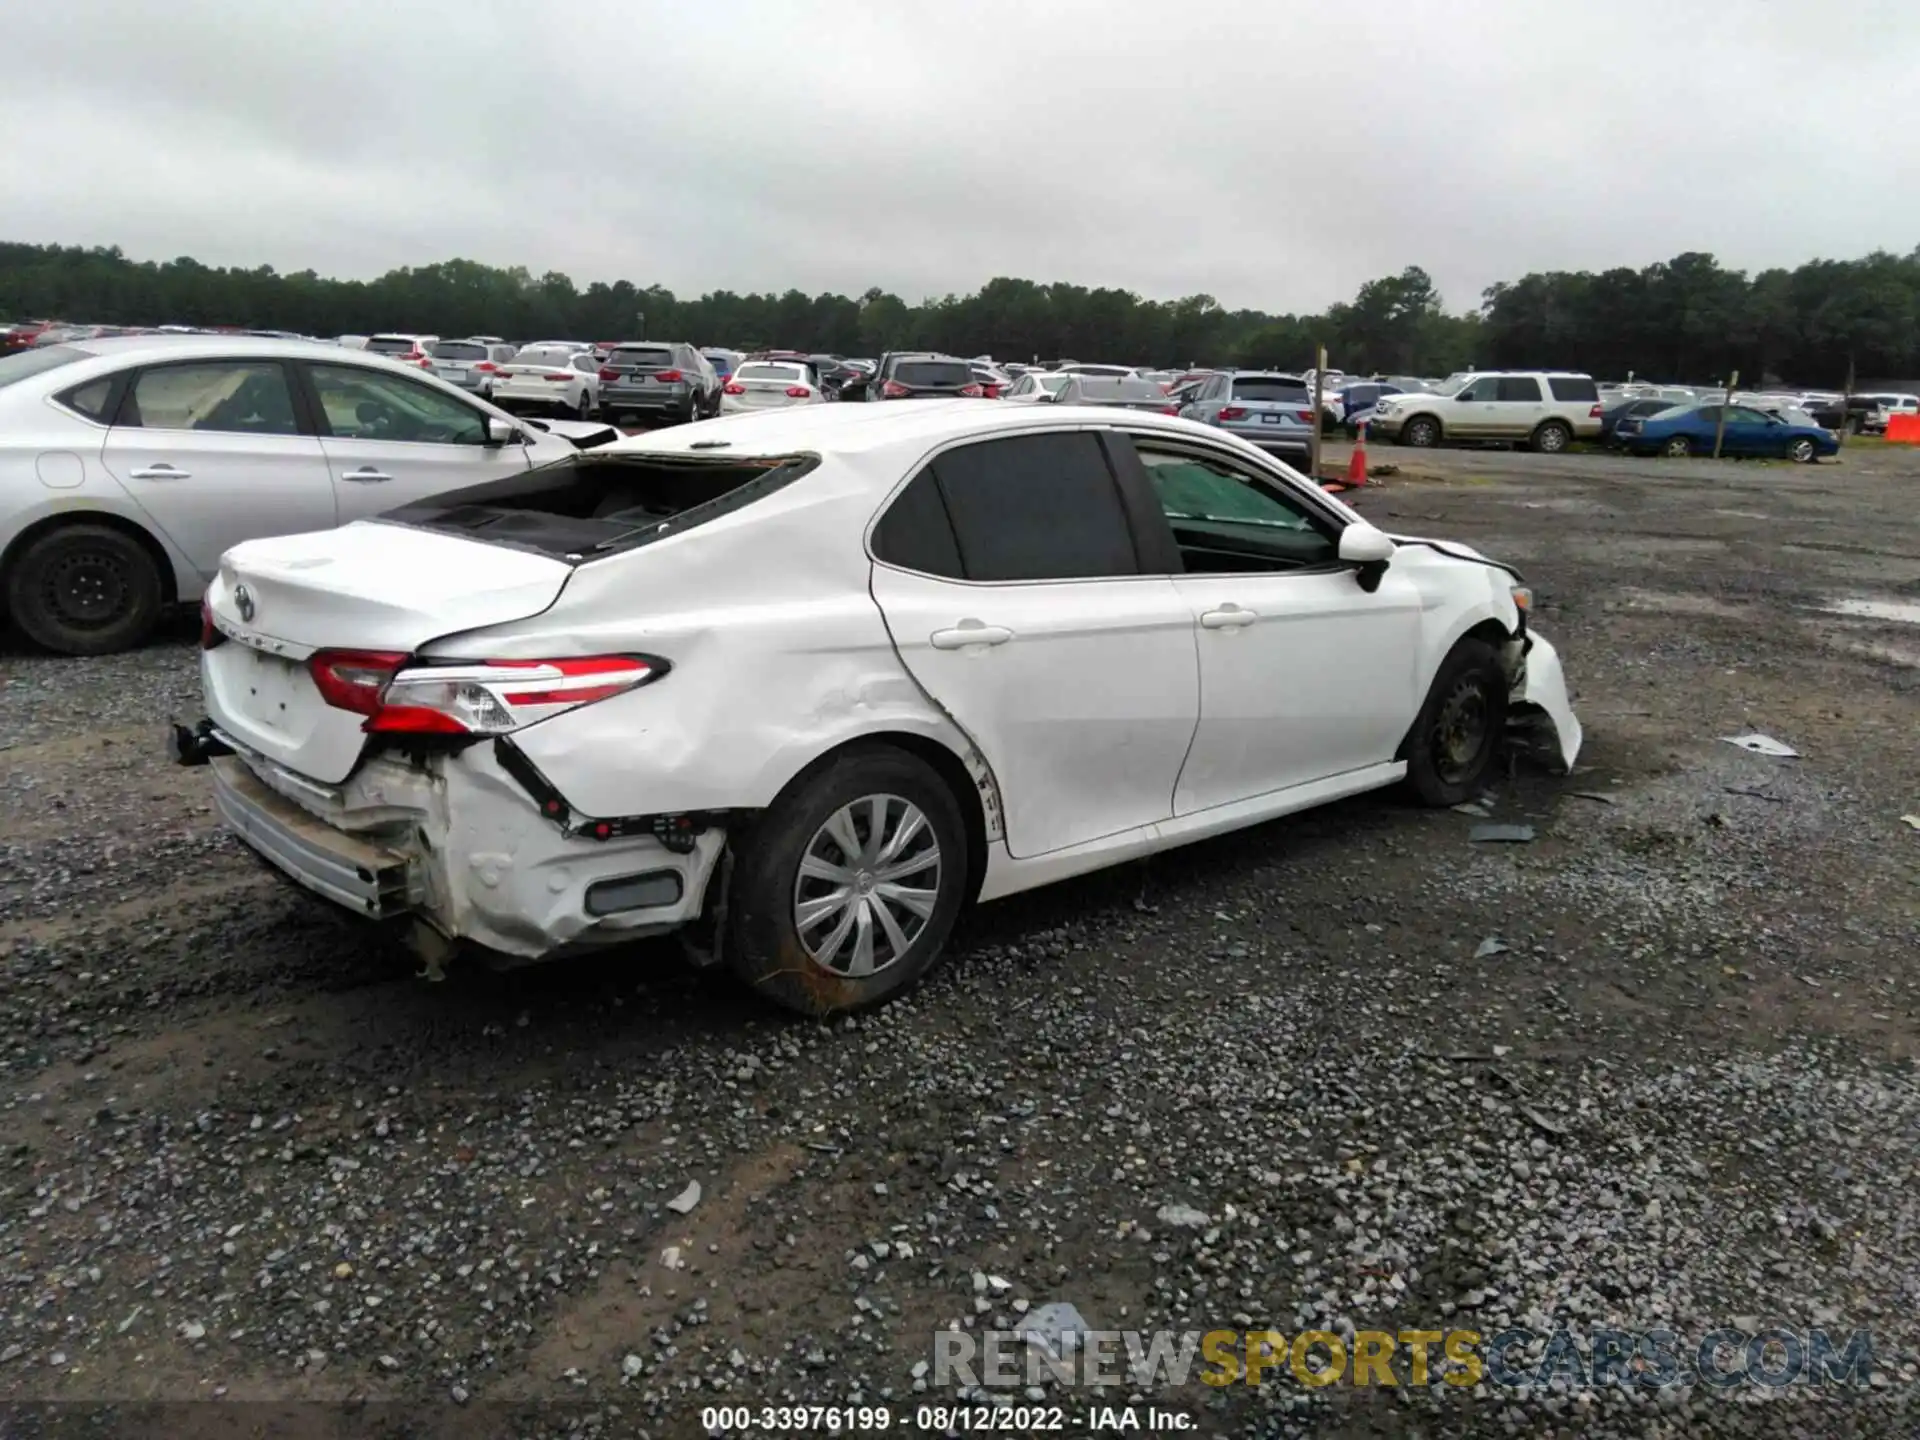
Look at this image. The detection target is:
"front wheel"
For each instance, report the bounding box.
[1788,438,1816,463]
[1402,638,1509,807]
[4,522,164,656]
[726,746,969,1016]
[1403,416,1441,448]
[1662,435,1693,458]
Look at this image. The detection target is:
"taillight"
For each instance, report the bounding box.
[785,385,810,398]
[475,361,497,372]
[882,381,911,398]
[1590,403,1603,418]
[1219,405,1247,421]
[365,657,661,735]
[958,384,984,398]
[654,369,684,382]
[542,372,573,382]
[981,384,1001,399]
[199,596,226,650]
[1161,405,1181,416]
[724,381,746,395]
[1296,410,1316,423]
[598,366,618,382]
[309,649,407,716]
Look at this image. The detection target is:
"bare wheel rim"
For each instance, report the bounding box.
[1790,439,1814,462]
[1537,424,1568,452]
[1664,436,1690,456]
[40,544,129,630]
[793,793,942,978]
[1431,674,1493,786]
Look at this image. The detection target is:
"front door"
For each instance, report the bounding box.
[302,362,533,518]
[98,358,334,576]
[1122,438,1423,814]
[1448,375,1502,438]
[866,430,1200,859]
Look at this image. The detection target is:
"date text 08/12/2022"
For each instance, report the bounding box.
[700,1404,1193,1431]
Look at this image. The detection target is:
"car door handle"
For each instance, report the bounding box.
[128,464,190,480]
[340,468,392,483]
[930,621,1013,650]
[1200,606,1258,629]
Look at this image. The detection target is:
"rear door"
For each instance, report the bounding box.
[98,358,334,576]
[1494,375,1544,439]
[300,361,534,518]
[867,429,1199,859]
[891,359,974,398]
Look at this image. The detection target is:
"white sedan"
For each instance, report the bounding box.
[1001,372,1071,403]
[490,346,600,419]
[178,403,1581,1015]
[719,361,825,414]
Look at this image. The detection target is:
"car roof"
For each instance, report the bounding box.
[66,334,397,364]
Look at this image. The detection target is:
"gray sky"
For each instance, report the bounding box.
[6,0,1917,315]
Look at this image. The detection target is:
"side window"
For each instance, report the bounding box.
[573,355,595,373]
[1731,406,1772,424]
[122,362,300,435]
[1458,377,1500,401]
[871,467,964,579]
[1496,376,1543,402]
[57,376,116,423]
[307,364,487,444]
[1135,444,1338,573]
[1547,375,1598,402]
[928,433,1139,582]
[1695,406,1722,423]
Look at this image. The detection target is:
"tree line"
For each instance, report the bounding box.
[3,239,1917,386]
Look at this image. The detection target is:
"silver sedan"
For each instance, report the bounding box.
[0,335,579,654]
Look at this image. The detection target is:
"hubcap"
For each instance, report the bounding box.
[1431,676,1492,786]
[793,794,942,977]
[1540,428,1566,451]
[42,548,127,629]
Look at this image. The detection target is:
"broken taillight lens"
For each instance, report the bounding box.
[308,649,408,715]
[200,596,226,650]
[362,656,661,735]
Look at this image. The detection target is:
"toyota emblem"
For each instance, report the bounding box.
[234,584,255,623]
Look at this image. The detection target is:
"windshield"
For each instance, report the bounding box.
[364,336,420,355]
[432,342,487,362]
[610,348,674,368]
[0,345,90,389]
[1037,374,1070,394]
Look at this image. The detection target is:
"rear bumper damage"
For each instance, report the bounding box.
[188,730,725,961]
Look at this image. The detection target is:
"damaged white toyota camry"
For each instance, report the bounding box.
[174,401,1580,1014]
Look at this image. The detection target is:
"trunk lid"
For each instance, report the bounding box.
[204,522,574,783]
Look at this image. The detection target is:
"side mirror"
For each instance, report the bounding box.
[484,416,520,446]
[1337,523,1396,565]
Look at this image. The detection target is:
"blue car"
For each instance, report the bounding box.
[1613,403,1838,463]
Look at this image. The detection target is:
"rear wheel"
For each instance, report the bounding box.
[1402,638,1508,807]
[1530,419,1572,453]
[726,746,968,1016]
[1788,437,1816,463]
[1404,415,1441,448]
[1662,434,1693,458]
[577,390,595,420]
[4,522,164,656]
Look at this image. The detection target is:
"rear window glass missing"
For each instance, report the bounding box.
[375,451,817,564]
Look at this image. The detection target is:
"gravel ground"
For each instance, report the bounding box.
[2,442,1918,1437]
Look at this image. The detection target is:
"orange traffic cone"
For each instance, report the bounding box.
[1345,421,1370,486]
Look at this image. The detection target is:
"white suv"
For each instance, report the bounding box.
[1369,372,1602,452]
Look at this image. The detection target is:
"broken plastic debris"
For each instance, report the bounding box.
[665,1181,701,1215]
[1452,802,1492,817]
[1156,1202,1210,1229]
[659,1246,683,1270]
[1017,1302,1092,1360]
[1570,791,1616,805]
[1901,815,1920,831]
[1474,937,1510,959]
[1470,824,1536,844]
[1721,733,1799,758]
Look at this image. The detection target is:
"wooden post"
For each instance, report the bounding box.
[1837,355,1855,446]
[1711,369,1739,459]
[1310,344,1327,480]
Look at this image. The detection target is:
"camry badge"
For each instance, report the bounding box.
[234,584,255,623]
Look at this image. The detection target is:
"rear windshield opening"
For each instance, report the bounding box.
[375,452,815,563]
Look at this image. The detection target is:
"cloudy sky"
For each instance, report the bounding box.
[6,0,1917,315]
